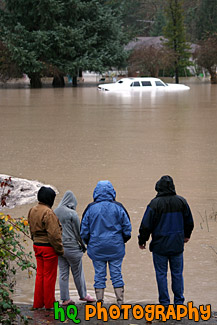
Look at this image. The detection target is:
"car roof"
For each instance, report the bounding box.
[118,77,163,82]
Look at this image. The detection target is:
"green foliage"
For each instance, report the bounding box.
[163,0,191,83]
[1,0,216,86]
[0,0,128,87]
[0,214,35,324]
[194,0,217,41]
[115,0,217,43]
[120,0,146,38]
[150,8,166,37]
[183,4,198,42]
[182,0,217,42]
[0,179,35,324]
[120,0,166,38]
[0,41,22,82]
[194,34,217,84]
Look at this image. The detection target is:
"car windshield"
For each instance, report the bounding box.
[155,81,165,87]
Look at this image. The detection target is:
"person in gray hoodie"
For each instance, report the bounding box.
[54,191,95,306]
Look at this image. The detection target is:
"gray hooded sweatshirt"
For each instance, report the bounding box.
[54,191,81,250]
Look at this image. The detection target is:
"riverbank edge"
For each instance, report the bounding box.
[16,303,217,324]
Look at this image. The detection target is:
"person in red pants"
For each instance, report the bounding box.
[28,186,64,309]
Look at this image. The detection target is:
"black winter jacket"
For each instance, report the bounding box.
[138,176,194,256]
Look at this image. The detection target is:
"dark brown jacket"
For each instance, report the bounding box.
[28,202,64,256]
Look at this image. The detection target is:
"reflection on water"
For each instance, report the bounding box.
[1,78,217,308]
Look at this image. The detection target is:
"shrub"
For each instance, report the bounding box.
[0,178,35,324]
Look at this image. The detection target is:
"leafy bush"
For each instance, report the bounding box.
[0,178,35,324]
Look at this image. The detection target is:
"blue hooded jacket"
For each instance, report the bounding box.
[80,181,132,261]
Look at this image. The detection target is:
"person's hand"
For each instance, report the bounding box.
[139,243,146,250]
[184,238,190,243]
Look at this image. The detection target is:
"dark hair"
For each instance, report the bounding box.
[37,186,56,208]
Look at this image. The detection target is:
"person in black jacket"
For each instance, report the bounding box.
[138,175,194,307]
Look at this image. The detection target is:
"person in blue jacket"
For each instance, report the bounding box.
[138,175,194,307]
[80,180,132,306]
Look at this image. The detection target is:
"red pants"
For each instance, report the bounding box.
[33,245,58,309]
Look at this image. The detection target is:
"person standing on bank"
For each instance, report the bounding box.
[80,180,132,307]
[28,186,64,310]
[138,175,194,307]
[54,191,95,306]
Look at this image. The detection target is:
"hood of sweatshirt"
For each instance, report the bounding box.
[155,175,176,197]
[57,190,77,210]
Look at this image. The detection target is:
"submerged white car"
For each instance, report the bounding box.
[98,77,190,91]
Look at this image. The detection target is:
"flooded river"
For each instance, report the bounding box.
[0,77,217,309]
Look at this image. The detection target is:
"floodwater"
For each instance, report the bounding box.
[0,77,217,309]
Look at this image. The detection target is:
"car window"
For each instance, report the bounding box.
[118,80,123,83]
[141,81,152,86]
[130,81,141,87]
[155,81,165,86]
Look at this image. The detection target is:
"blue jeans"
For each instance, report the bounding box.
[152,252,184,306]
[92,259,124,288]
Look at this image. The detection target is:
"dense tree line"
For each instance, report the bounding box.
[123,0,217,42]
[125,0,217,83]
[193,34,217,84]
[163,0,191,84]
[0,0,128,87]
[0,0,216,86]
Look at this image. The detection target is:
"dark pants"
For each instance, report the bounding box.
[152,252,184,306]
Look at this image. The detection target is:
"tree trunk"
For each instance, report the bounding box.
[30,74,42,88]
[78,68,82,78]
[175,66,179,84]
[72,76,77,87]
[52,75,65,87]
[209,69,217,84]
[154,67,159,78]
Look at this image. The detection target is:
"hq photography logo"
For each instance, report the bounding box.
[53,301,211,323]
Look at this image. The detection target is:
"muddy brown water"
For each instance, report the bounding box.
[0,77,217,309]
